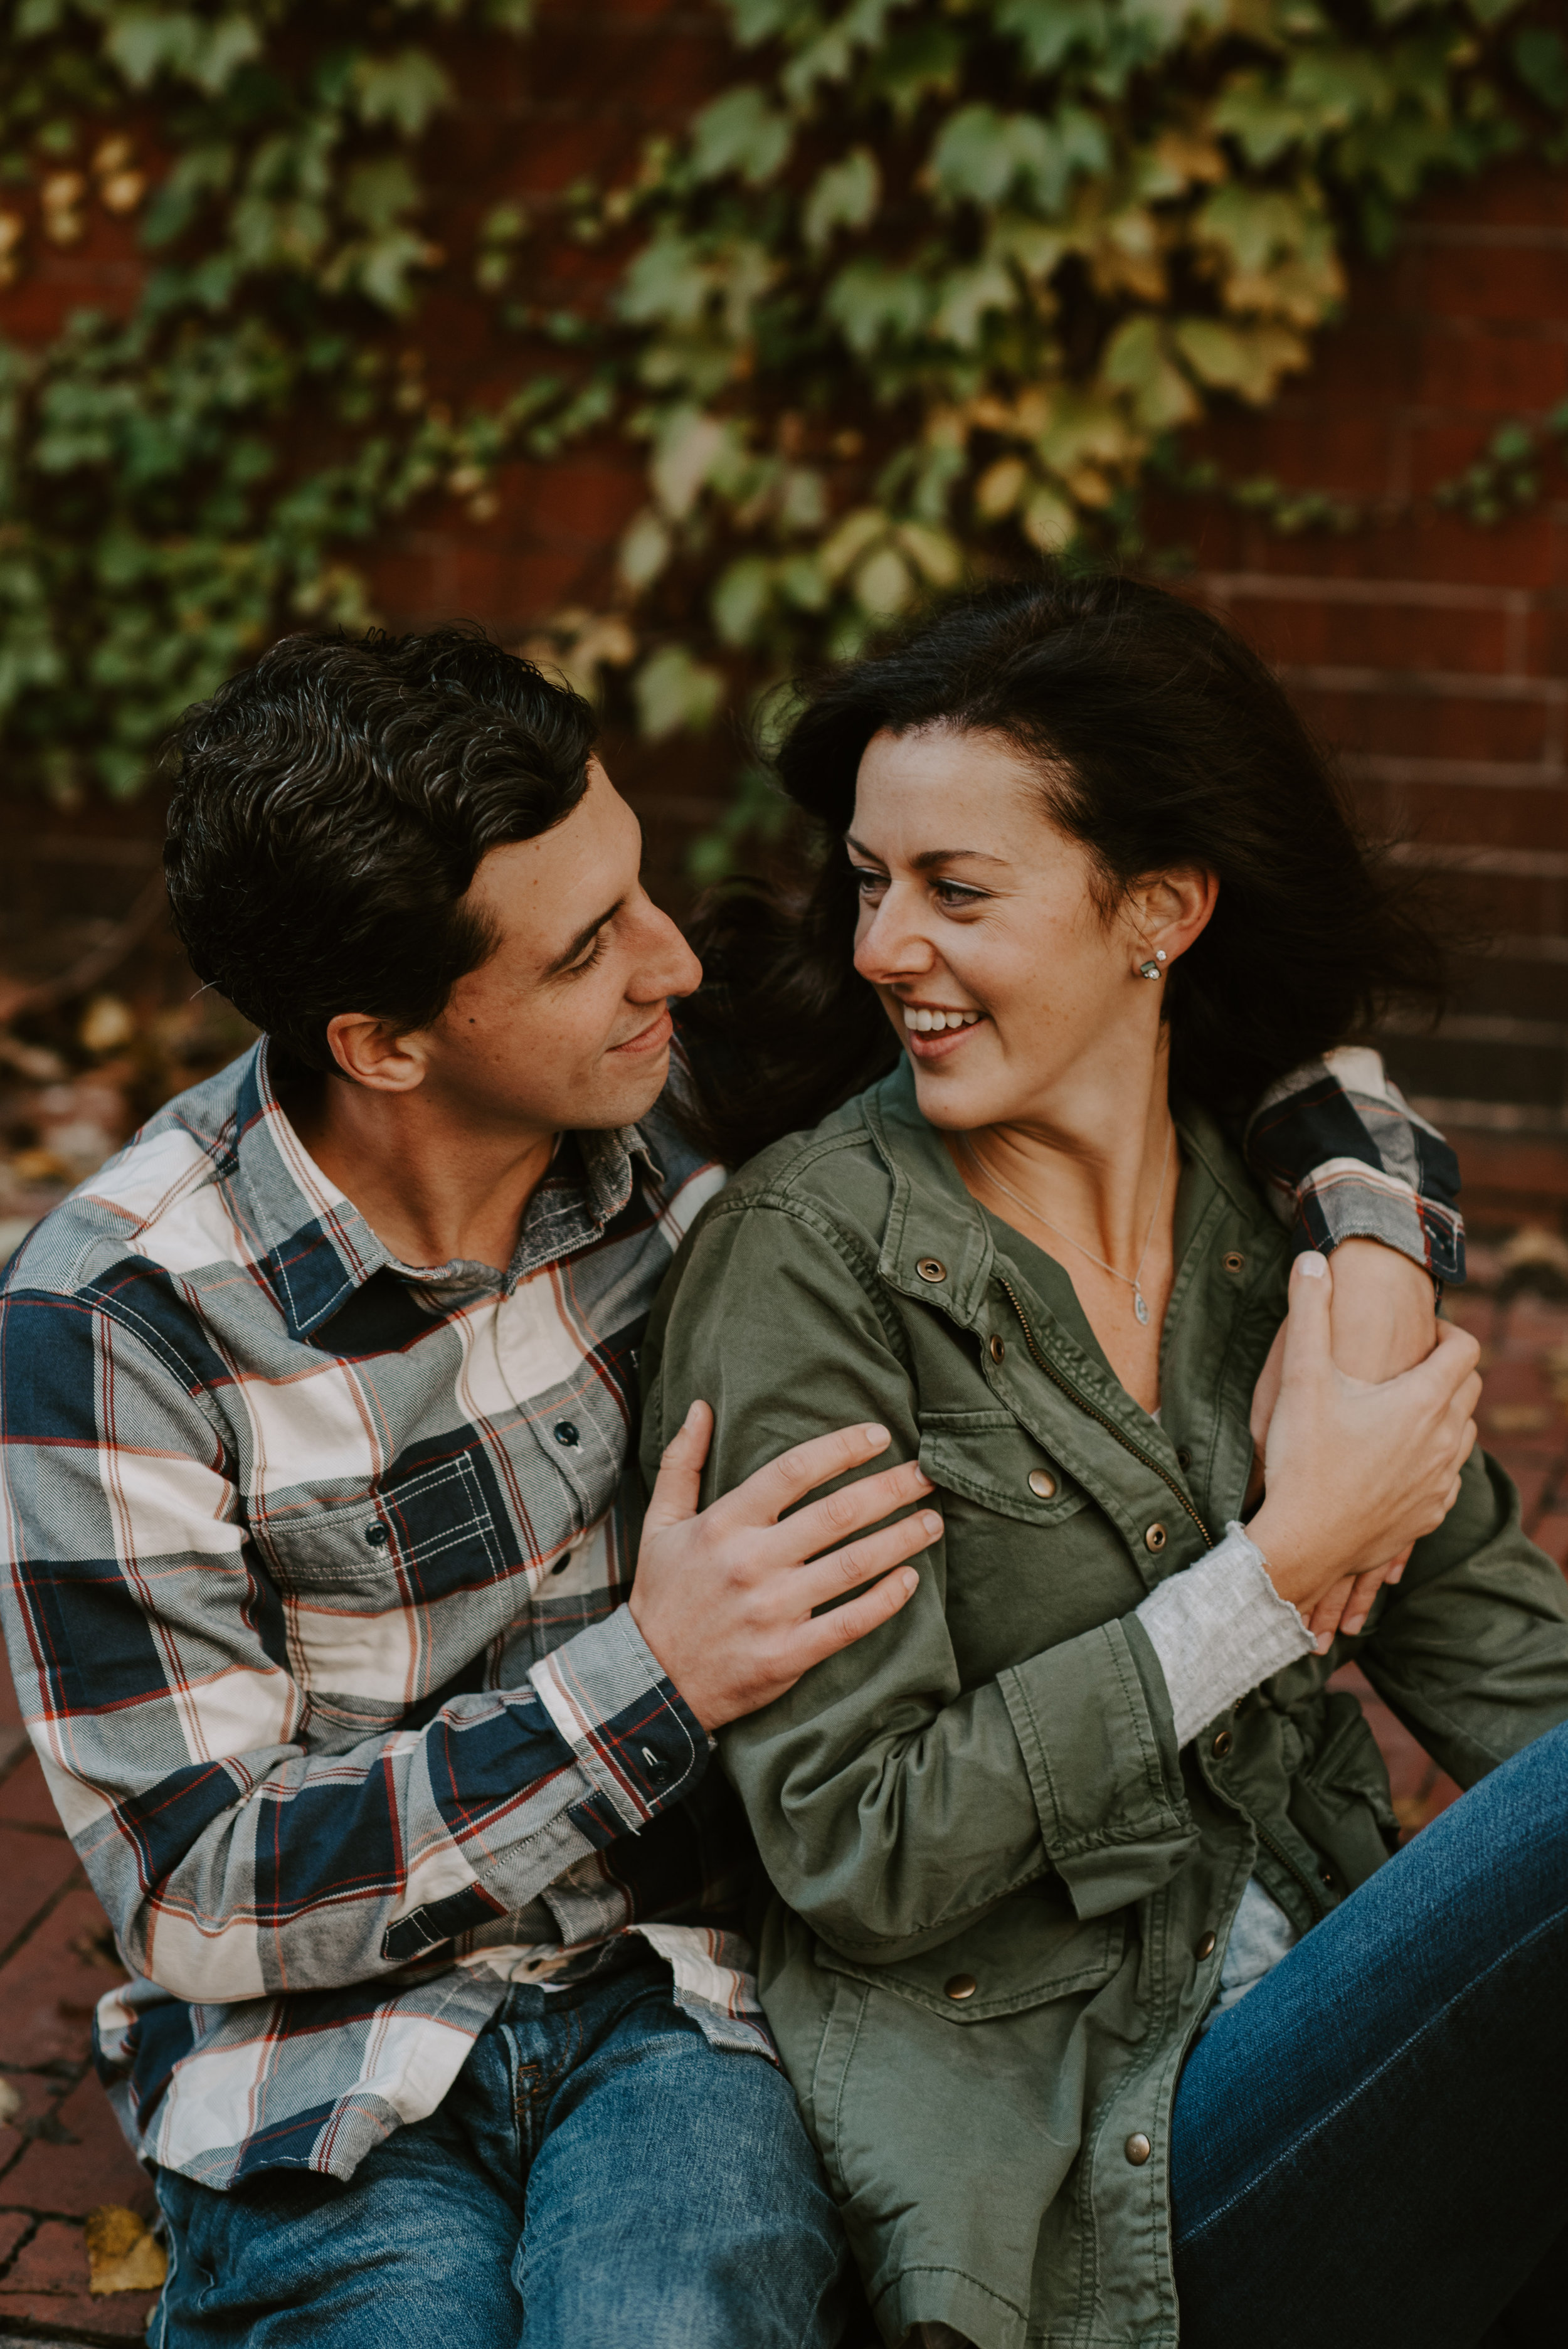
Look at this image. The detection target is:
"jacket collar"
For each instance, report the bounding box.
[861,1056,1275,1328]
[226,1042,659,1346]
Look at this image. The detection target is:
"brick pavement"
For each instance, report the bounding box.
[3,1214,1567,2341]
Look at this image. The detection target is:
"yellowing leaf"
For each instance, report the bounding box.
[975,456,1027,517]
[1022,487,1076,550]
[854,543,915,615]
[1101,314,1200,428]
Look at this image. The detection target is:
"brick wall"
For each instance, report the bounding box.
[1,3,1565,1163]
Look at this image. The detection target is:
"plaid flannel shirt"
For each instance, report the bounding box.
[0,1039,1461,2192]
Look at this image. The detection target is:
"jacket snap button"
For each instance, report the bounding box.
[1125,2133,1152,2166]
[916,1257,947,1283]
[1143,1522,1167,1553]
[553,1421,581,1448]
[1027,1468,1056,1500]
[1211,1729,1234,1759]
[944,1973,978,2002]
[988,1335,1006,1364]
[1223,1251,1246,1274]
[364,1522,389,1549]
[1196,1929,1217,1960]
[1320,1869,1335,1890]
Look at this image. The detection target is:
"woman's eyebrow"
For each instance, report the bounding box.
[845,832,1009,872]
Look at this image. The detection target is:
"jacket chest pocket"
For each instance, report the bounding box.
[918,1411,1146,1682]
[918,1409,1088,1527]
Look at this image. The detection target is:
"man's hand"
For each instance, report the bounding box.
[1249,1238,1441,1643]
[629,1402,938,1731]
[1249,1252,1480,1633]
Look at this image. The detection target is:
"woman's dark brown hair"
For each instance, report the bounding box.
[678,569,1443,1167]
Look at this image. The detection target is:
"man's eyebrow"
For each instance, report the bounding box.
[542,898,623,977]
[844,833,1009,872]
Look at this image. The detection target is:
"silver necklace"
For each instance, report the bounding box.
[960,1124,1174,1325]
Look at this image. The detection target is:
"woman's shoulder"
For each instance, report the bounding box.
[712,1073,902,1239]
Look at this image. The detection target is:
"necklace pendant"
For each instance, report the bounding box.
[1133,1288,1150,1325]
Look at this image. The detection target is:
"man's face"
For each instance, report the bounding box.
[413,757,702,1138]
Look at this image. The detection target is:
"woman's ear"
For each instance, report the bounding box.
[1132,866,1219,968]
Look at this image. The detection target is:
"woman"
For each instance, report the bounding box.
[641,575,1568,2348]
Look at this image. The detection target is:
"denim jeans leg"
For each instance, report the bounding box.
[513,1968,850,2349]
[1171,1720,1568,2349]
[151,2030,527,2348]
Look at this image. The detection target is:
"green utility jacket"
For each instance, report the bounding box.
[640,1062,1568,2349]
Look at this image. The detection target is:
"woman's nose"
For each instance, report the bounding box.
[854,893,936,985]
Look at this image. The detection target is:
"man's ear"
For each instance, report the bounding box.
[324,1013,431,1092]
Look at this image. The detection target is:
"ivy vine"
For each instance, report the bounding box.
[0,0,1564,827]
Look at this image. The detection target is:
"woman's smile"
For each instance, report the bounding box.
[897,997,987,1059]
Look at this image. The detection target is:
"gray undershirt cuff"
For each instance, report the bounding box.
[1134,1521,1315,1749]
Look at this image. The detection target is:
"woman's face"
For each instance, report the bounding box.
[848,724,1212,1135]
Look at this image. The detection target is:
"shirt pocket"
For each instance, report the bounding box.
[918,1408,1088,1529]
[258,1453,506,1596]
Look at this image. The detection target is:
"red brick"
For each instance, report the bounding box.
[0,1886,117,2069]
[0,2069,58,2179]
[1417,243,1568,326]
[1527,1511,1568,1572]
[0,2215,159,2338]
[0,2207,31,2265]
[1409,324,1568,417]
[1293,682,1552,766]
[1227,592,1515,677]
[3,2073,152,2222]
[0,1751,67,1835]
[0,1826,83,1968]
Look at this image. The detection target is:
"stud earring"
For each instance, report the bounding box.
[1137,950,1168,982]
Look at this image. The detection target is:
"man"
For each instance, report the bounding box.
[0,628,1458,2348]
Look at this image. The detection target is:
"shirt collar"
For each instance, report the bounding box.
[229,1041,660,1346]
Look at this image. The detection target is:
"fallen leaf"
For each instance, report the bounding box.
[85,2204,167,2296]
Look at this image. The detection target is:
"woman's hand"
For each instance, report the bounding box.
[1248,1252,1481,1634]
[1248,1238,1444,1640]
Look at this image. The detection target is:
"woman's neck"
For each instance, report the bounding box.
[946,1051,1179,1412]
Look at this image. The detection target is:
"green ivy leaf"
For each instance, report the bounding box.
[634,644,724,738]
[689,86,793,186]
[802,149,880,252]
[352,48,455,138]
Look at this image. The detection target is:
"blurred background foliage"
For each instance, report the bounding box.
[0,0,1564,837]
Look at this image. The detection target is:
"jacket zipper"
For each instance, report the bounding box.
[1251,1816,1329,1924]
[995,1275,1214,1547]
[995,1280,1329,1917]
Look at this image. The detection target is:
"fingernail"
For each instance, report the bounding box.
[863,1424,890,1448]
[1315,1630,1333,1653]
[900,1568,920,1593]
[911,1467,935,1490]
[920,1512,943,1537]
[1388,1562,1405,1583]
[1343,1613,1365,1636]
[1293,1252,1328,1281]
[682,1399,702,1429]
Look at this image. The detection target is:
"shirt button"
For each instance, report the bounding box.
[944,1973,978,2002]
[1223,1251,1246,1274]
[1176,1448,1192,1471]
[1125,2133,1152,2166]
[1211,1729,1234,1759]
[1196,1929,1217,1960]
[1028,1468,1056,1499]
[916,1257,947,1283]
[988,1335,1006,1364]
[1144,1522,1167,1553]
[553,1422,581,1448]
[364,1522,389,1548]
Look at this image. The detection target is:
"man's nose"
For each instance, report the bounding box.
[635,899,703,1001]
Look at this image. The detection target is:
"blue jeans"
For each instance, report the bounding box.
[151,1958,851,2349]
[1172,1719,1568,2349]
